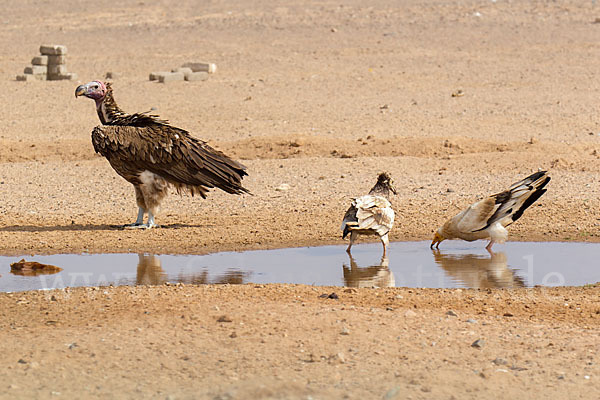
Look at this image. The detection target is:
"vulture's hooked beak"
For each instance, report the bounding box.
[430,232,444,249]
[75,84,87,98]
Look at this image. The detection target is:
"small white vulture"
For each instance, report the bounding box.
[341,172,397,255]
[431,171,550,251]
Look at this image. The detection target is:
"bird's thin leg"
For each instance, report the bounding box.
[381,234,389,257]
[485,239,495,252]
[146,210,157,229]
[346,232,357,253]
[121,207,145,229]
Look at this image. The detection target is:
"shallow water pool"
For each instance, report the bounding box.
[0,241,599,292]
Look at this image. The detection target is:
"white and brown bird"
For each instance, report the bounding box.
[431,171,550,251]
[341,172,397,255]
[75,80,249,228]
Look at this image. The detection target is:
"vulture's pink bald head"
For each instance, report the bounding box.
[75,80,107,101]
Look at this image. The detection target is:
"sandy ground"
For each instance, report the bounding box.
[0,0,600,398]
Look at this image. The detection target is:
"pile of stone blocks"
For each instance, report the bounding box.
[17,45,78,82]
[149,62,217,83]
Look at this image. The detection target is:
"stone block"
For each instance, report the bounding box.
[149,71,169,81]
[47,55,67,65]
[40,44,67,55]
[48,72,78,81]
[17,74,38,81]
[181,62,217,74]
[24,65,47,75]
[47,64,67,75]
[158,72,185,83]
[31,55,48,65]
[185,71,209,82]
[172,67,193,77]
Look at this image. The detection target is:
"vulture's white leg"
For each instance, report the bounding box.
[122,186,147,228]
[346,231,357,253]
[380,233,389,256]
[132,171,168,229]
[123,207,148,229]
[146,211,157,229]
[485,239,495,252]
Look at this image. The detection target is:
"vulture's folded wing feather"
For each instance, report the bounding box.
[342,195,394,237]
[455,197,499,233]
[92,124,249,198]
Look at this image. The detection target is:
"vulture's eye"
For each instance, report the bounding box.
[93,85,98,89]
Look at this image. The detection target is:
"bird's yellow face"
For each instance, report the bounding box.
[430,232,445,249]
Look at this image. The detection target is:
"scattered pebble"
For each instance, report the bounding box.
[217,315,232,323]
[340,327,350,335]
[471,339,484,349]
[446,310,458,317]
[492,358,507,365]
[503,312,514,317]
[404,310,417,318]
[275,183,290,192]
[466,319,478,324]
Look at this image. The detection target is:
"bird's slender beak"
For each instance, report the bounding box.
[430,232,444,249]
[75,84,87,98]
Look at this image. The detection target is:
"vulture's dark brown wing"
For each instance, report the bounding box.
[92,124,249,198]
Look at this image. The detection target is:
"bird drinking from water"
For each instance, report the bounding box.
[431,171,550,251]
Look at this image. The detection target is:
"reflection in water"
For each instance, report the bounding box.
[136,254,166,285]
[343,254,395,288]
[432,250,525,288]
[10,259,63,277]
[136,254,249,286]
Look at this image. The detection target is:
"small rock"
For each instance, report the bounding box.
[105,72,120,79]
[451,89,464,97]
[492,358,507,365]
[466,319,478,324]
[17,359,27,364]
[503,312,514,317]
[395,294,403,299]
[446,310,458,317]
[340,327,350,335]
[229,332,237,338]
[217,315,232,323]
[404,310,417,318]
[343,288,357,293]
[275,183,290,191]
[384,387,401,399]
[471,339,484,349]
[328,292,339,299]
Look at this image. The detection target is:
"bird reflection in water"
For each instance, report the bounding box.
[343,254,395,288]
[135,254,249,286]
[432,250,525,288]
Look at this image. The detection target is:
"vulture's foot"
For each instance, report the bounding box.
[124,223,158,230]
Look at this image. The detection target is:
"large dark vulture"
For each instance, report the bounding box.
[75,80,249,228]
